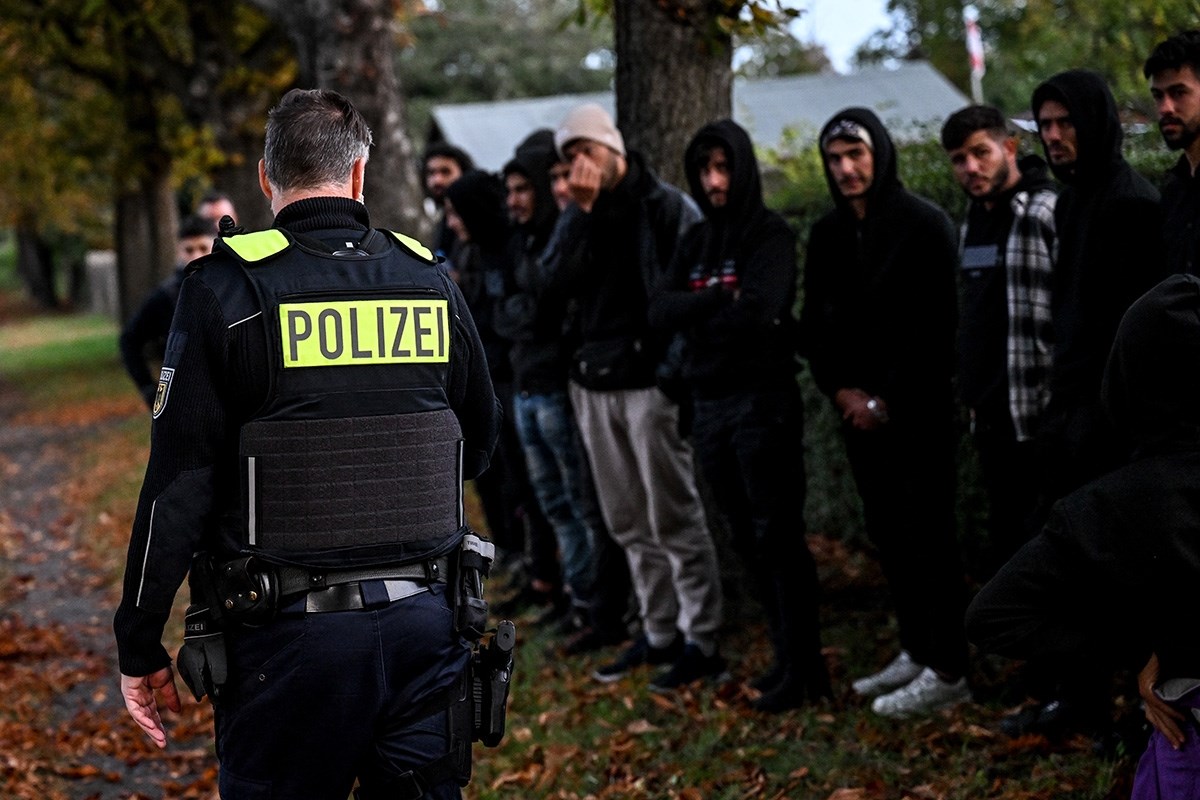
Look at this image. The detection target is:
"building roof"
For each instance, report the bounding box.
[429,61,971,171]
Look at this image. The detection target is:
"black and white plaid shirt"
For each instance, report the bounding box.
[1001,187,1057,441]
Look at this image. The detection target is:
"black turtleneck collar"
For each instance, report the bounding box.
[273,196,372,234]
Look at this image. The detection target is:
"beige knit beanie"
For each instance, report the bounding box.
[555,103,626,158]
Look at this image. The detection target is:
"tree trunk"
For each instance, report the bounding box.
[613,0,733,188]
[251,0,429,241]
[14,215,57,309]
[115,163,177,322]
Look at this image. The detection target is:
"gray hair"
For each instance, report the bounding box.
[263,88,373,192]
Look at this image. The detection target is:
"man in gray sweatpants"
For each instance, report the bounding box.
[539,103,726,690]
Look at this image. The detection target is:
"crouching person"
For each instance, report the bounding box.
[968,274,1200,795]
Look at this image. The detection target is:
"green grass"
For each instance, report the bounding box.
[468,578,1135,800]
[0,311,128,406]
[0,231,17,292]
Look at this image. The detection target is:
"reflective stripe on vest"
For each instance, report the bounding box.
[223,230,290,262]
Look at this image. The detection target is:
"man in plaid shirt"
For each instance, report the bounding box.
[941,105,1058,577]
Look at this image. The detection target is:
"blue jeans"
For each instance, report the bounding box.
[512,390,599,602]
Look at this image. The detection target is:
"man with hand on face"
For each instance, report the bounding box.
[940,105,1058,576]
[1145,30,1200,275]
[541,103,727,692]
[800,108,968,719]
[649,119,831,712]
[493,131,631,653]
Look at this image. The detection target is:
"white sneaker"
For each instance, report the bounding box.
[851,650,923,697]
[870,667,971,718]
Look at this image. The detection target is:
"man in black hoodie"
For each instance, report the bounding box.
[1003,68,1167,743]
[1030,70,1166,509]
[940,105,1058,575]
[801,108,969,718]
[649,119,830,712]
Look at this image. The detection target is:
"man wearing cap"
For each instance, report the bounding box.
[800,108,969,718]
[541,103,727,691]
[493,129,631,651]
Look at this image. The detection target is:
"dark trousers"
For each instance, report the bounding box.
[972,410,1041,578]
[474,380,560,586]
[692,386,823,672]
[843,418,969,677]
[215,584,470,799]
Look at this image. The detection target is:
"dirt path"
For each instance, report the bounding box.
[0,382,216,799]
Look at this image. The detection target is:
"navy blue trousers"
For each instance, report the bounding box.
[214,583,471,799]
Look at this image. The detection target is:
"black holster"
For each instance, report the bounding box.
[471,620,516,747]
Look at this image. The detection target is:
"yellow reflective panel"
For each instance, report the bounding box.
[279,299,450,367]
[225,230,289,261]
[388,231,434,262]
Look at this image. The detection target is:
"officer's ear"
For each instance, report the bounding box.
[258,159,274,202]
[351,157,366,203]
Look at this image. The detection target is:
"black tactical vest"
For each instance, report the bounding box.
[219,229,466,569]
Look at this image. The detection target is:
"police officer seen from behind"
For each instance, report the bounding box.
[114,89,502,799]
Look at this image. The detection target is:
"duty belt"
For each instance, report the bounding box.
[277,558,448,613]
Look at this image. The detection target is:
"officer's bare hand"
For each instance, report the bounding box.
[121,667,182,749]
[568,154,602,213]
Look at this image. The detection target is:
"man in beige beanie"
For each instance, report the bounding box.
[541,103,727,692]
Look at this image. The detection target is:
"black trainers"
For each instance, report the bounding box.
[562,625,630,656]
[749,661,787,693]
[752,666,833,713]
[592,634,682,683]
[649,644,731,692]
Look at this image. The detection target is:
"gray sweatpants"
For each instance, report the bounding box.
[568,382,723,648]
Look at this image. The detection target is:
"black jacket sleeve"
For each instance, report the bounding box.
[113,278,229,676]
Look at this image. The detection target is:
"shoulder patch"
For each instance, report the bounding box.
[222,230,291,263]
[152,367,175,419]
[384,230,436,264]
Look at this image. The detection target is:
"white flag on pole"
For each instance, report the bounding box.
[964,5,985,78]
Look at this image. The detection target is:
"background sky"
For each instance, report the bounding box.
[790,0,894,73]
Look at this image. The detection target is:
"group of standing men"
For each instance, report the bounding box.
[420,29,1200,731]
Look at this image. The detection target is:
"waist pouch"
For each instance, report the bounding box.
[572,337,657,390]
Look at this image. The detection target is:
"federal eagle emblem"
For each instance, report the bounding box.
[152,367,175,419]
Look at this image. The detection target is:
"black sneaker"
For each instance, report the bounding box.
[649,644,731,692]
[749,661,787,693]
[592,634,682,683]
[752,667,833,713]
[562,625,630,656]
